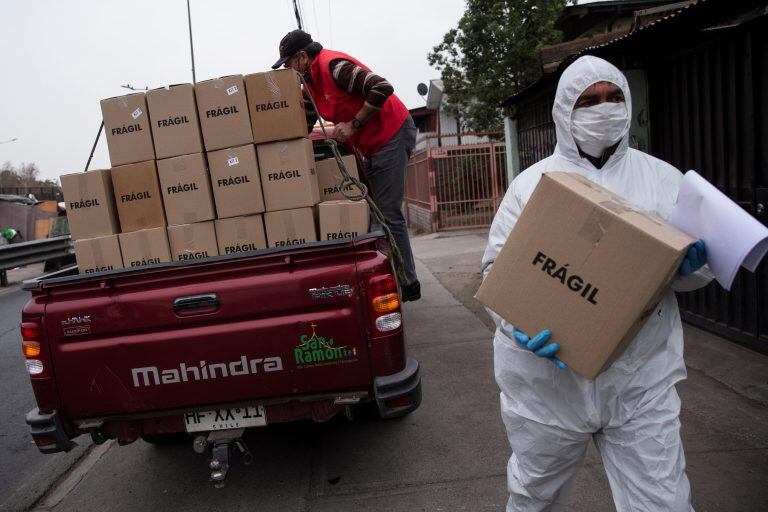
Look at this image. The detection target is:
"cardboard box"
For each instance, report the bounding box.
[146,84,204,159]
[74,235,124,274]
[257,138,319,211]
[157,153,216,226]
[215,215,267,255]
[60,169,120,240]
[264,208,317,248]
[474,172,695,380]
[315,155,361,201]
[110,160,166,233]
[195,75,253,151]
[100,93,155,166]
[118,227,172,268]
[167,221,219,261]
[208,144,265,218]
[244,69,307,144]
[318,200,370,241]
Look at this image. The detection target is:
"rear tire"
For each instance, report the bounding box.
[141,432,189,445]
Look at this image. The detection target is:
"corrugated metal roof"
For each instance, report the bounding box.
[502,0,714,107]
[570,0,702,57]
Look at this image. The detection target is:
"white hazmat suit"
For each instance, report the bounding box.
[482,56,713,511]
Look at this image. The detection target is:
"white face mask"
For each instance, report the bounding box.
[570,102,629,158]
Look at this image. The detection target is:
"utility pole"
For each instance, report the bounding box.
[187,0,197,84]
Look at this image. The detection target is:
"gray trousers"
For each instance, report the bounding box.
[363,116,418,284]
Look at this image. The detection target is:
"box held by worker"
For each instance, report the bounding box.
[215,215,267,255]
[110,160,166,233]
[318,200,369,241]
[157,153,216,226]
[315,154,361,201]
[118,227,172,268]
[60,169,120,240]
[146,84,204,159]
[74,235,124,274]
[167,221,219,262]
[244,69,306,144]
[208,144,265,218]
[195,75,253,151]
[257,138,319,211]
[100,93,155,166]
[264,208,317,248]
[475,172,695,381]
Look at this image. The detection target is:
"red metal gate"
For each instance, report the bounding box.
[405,133,508,232]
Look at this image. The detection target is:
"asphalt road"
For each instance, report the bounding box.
[0,288,46,504]
[1,259,513,511]
[0,287,90,512]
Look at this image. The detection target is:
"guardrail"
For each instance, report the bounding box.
[0,236,74,286]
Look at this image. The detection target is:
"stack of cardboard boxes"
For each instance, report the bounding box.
[61,69,370,274]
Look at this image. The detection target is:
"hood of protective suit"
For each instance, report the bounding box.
[552,56,632,165]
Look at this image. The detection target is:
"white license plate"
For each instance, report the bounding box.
[183,405,267,433]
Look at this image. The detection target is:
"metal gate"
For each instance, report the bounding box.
[404,134,508,232]
[648,21,768,353]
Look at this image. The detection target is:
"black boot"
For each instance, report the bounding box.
[402,280,421,302]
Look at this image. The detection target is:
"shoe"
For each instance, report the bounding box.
[402,280,421,302]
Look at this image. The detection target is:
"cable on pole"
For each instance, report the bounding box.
[187,0,196,84]
[293,0,303,30]
[296,71,410,288]
[84,121,104,172]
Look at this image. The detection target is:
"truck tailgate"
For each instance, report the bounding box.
[42,244,372,419]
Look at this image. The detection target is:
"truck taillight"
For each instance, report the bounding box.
[22,341,41,357]
[21,322,48,378]
[367,274,402,335]
[21,323,38,340]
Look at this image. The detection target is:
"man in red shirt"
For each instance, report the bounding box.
[272,30,420,301]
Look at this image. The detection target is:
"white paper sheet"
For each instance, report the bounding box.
[668,170,768,290]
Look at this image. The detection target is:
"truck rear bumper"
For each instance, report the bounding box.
[26,408,76,454]
[374,356,422,419]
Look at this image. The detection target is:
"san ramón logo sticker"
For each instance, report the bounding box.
[294,323,357,368]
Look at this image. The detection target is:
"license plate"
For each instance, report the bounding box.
[183,405,267,433]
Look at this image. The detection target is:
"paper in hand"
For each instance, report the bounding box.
[668,170,768,290]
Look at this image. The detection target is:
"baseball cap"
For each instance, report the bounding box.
[272,30,313,69]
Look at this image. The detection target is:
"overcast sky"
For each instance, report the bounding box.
[0,0,467,182]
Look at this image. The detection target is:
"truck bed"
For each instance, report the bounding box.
[23,231,400,423]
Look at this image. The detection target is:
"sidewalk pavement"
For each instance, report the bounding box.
[409,228,768,511]
[0,263,45,297]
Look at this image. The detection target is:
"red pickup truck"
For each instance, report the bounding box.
[20,144,421,483]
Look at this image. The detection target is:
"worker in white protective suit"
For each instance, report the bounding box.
[482,56,713,511]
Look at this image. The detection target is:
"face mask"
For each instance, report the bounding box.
[298,55,312,82]
[570,102,629,158]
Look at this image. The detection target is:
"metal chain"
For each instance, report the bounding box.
[297,72,409,287]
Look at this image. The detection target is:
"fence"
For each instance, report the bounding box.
[648,23,768,353]
[404,132,508,232]
[0,186,61,201]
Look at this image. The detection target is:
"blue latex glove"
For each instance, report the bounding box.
[513,329,567,369]
[679,240,707,276]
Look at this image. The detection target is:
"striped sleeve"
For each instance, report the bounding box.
[329,58,394,110]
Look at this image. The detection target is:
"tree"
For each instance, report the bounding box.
[17,162,40,187]
[0,161,49,189]
[428,0,567,131]
[0,162,21,188]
